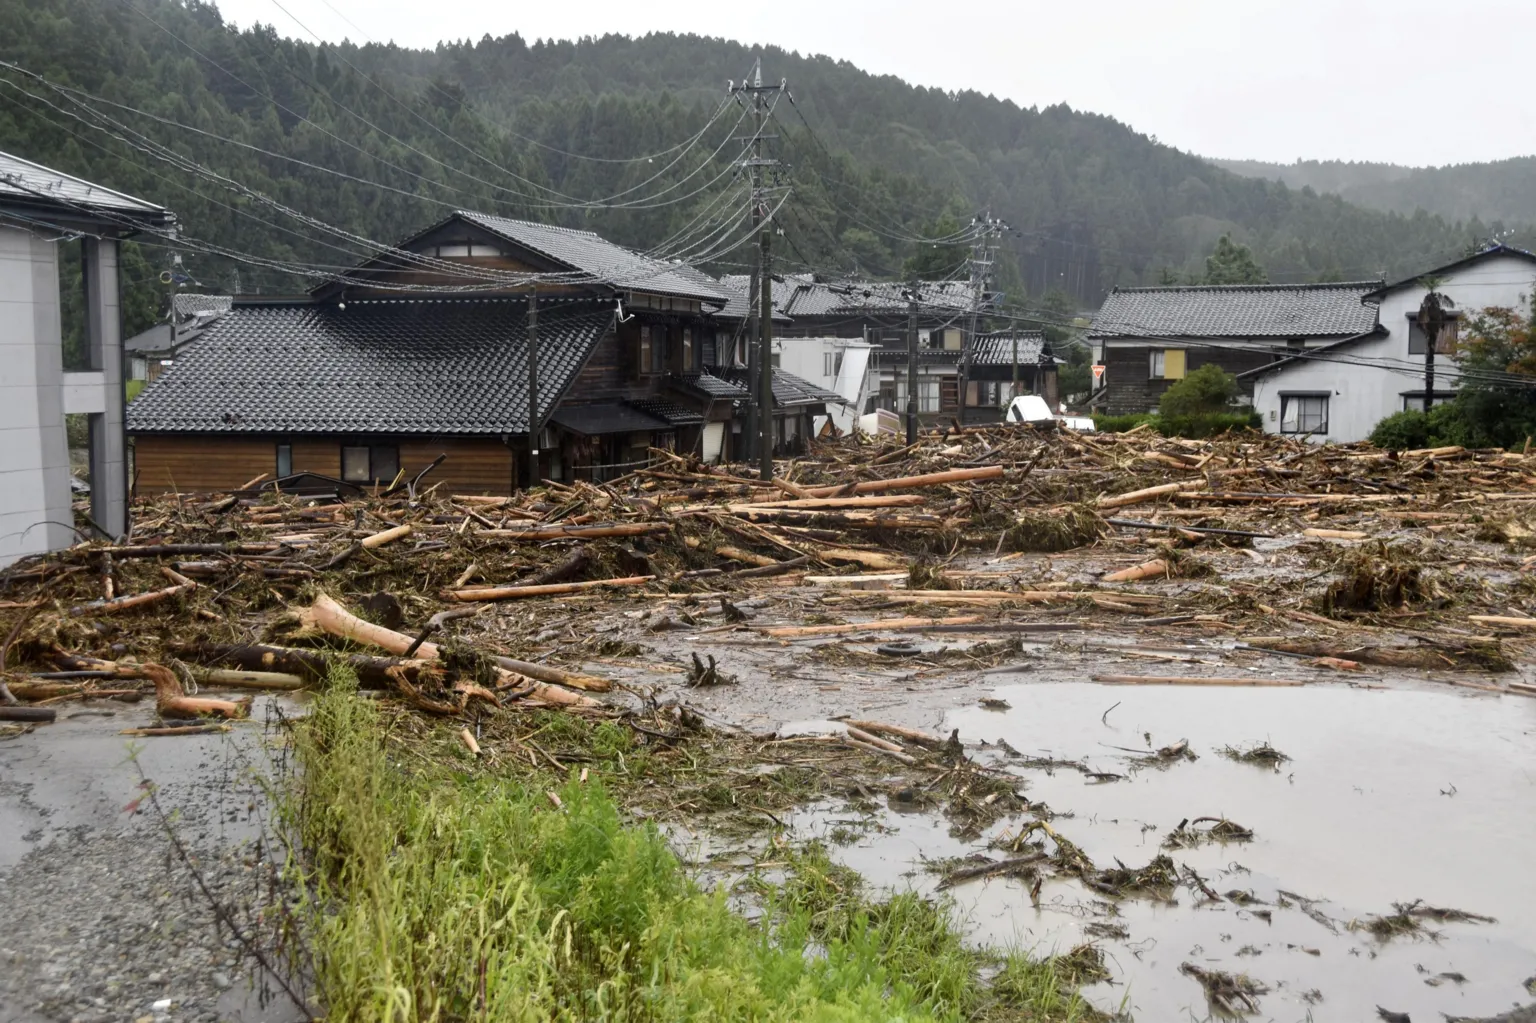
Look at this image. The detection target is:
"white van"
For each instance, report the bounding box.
[1004,395,1096,432]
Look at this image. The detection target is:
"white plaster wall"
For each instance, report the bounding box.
[1254,254,1536,443]
[0,225,74,565]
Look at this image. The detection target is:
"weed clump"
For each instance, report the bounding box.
[1220,742,1291,769]
[1179,961,1268,1016]
[1320,545,1427,613]
[1163,816,1254,850]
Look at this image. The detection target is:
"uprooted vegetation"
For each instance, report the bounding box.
[1163,816,1255,850]
[1219,742,1291,768]
[1350,900,1498,941]
[1179,962,1269,1017]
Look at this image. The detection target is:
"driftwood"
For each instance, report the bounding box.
[191,668,306,691]
[520,548,591,587]
[476,522,672,540]
[1093,674,1306,687]
[716,546,777,567]
[0,706,56,722]
[937,852,1048,890]
[144,663,252,719]
[799,464,1004,496]
[1098,482,1200,510]
[1303,528,1368,540]
[1245,636,1506,672]
[760,615,983,637]
[180,642,443,689]
[1103,559,1170,583]
[121,723,231,737]
[68,567,196,617]
[444,575,654,603]
[845,720,946,746]
[730,555,812,578]
[302,595,602,705]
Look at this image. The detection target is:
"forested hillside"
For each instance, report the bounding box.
[1,0,1524,336]
[1215,157,1536,227]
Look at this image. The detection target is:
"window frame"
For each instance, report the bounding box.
[1279,392,1330,436]
[638,325,653,376]
[340,443,401,485]
[682,327,694,373]
[275,442,293,479]
[1407,312,1460,356]
[1149,349,1166,379]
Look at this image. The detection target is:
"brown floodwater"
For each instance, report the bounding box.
[796,679,1536,1021]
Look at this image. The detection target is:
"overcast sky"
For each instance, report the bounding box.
[218,0,1535,167]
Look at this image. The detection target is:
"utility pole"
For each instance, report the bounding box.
[1011,335,1019,404]
[524,288,539,489]
[758,230,774,480]
[730,59,784,469]
[958,211,1003,426]
[906,285,919,444]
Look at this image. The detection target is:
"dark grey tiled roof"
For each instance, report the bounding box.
[779,274,973,318]
[1089,282,1381,340]
[457,212,727,305]
[0,149,173,225]
[716,274,792,321]
[548,403,670,436]
[626,398,705,427]
[719,368,845,407]
[672,372,750,400]
[968,331,1048,367]
[127,297,613,435]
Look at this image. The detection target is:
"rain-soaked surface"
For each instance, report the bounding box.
[792,679,1536,1021]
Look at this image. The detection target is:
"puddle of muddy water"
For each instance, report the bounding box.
[794,682,1536,1021]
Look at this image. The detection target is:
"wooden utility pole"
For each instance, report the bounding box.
[758,229,774,480]
[731,59,783,467]
[523,288,540,489]
[906,286,920,444]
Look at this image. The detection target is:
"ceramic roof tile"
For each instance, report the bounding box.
[456,211,727,305]
[626,397,705,426]
[126,297,613,436]
[1089,282,1381,340]
[967,331,1048,367]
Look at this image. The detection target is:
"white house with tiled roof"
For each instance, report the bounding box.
[1246,246,1536,442]
[1086,281,1384,416]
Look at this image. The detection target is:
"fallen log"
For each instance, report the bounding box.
[1097,482,1201,510]
[1092,674,1306,687]
[520,548,591,587]
[799,464,1004,497]
[120,723,231,737]
[476,522,672,541]
[937,852,1048,889]
[716,546,777,568]
[740,495,928,510]
[179,642,444,689]
[845,720,946,747]
[819,548,906,570]
[730,555,812,579]
[1468,615,1536,630]
[144,663,251,719]
[760,615,983,637]
[301,594,607,698]
[1103,559,1170,583]
[1303,528,1369,540]
[1106,518,1274,539]
[0,706,56,722]
[1245,636,1509,672]
[191,668,306,691]
[718,508,944,529]
[444,575,654,603]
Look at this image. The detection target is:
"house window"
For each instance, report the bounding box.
[638,326,652,375]
[276,443,292,478]
[682,328,694,372]
[1401,392,1456,412]
[1280,394,1329,435]
[1150,349,1186,380]
[824,351,844,378]
[341,444,400,484]
[771,351,781,369]
[1408,314,1459,356]
[652,327,667,373]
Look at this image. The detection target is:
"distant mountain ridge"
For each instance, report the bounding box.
[1212,156,1536,227]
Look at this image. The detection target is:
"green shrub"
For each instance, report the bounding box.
[1092,412,1156,432]
[1368,410,1431,450]
[1093,410,1259,438]
[1158,364,1239,418]
[1158,410,1262,438]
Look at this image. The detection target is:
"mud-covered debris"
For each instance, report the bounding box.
[1083,853,1178,899]
[1050,943,1111,984]
[1179,961,1268,1016]
[1424,971,1468,987]
[1220,742,1291,768]
[1321,546,1428,613]
[979,697,1011,711]
[687,652,736,687]
[1164,816,1254,849]
[1376,1007,1411,1023]
[1353,899,1496,941]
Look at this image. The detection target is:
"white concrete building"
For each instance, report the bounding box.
[1247,246,1536,443]
[771,336,875,434]
[0,150,174,566]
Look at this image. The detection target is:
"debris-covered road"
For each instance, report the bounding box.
[3,423,1536,1020]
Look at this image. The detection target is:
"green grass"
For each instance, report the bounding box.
[285,666,1102,1022]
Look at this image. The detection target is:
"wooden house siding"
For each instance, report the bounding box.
[564,329,633,405]
[1100,341,1275,416]
[134,435,516,495]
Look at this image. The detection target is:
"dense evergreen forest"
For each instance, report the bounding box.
[2,0,1527,341]
[1215,157,1536,227]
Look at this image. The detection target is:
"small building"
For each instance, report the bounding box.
[770,336,876,435]
[962,330,1058,422]
[1247,246,1536,442]
[0,149,175,566]
[125,293,232,386]
[1087,282,1383,416]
